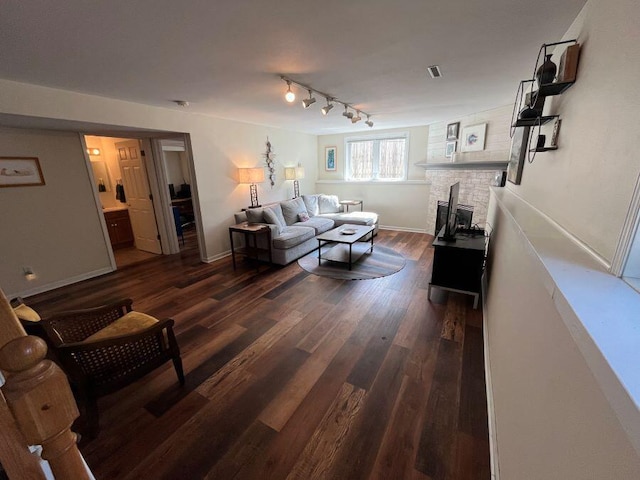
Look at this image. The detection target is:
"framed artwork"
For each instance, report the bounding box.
[445,141,457,159]
[460,123,487,152]
[446,122,460,140]
[507,126,530,185]
[325,146,337,171]
[0,157,45,187]
[550,118,562,147]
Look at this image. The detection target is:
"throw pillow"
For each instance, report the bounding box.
[269,203,287,227]
[298,211,310,222]
[280,197,307,225]
[302,194,319,216]
[263,208,284,234]
[318,194,341,214]
[245,207,265,224]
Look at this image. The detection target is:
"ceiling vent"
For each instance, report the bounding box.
[427,65,442,78]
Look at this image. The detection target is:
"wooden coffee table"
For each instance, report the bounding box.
[316,224,375,270]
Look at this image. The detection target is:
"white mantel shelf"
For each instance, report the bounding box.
[415,161,509,170]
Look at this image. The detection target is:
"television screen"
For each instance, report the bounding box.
[439,182,460,241]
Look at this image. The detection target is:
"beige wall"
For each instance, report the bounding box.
[506,0,640,263]
[0,82,317,295]
[0,127,111,296]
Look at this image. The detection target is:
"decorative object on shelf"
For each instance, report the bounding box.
[325,146,337,171]
[279,75,372,127]
[445,141,457,159]
[264,137,275,188]
[460,123,487,152]
[536,134,546,149]
[550,119,562,147]
[519,106,539,120]
[284,163,305,198]
[536,54,557,86]
[558,44,580,83]
[0,157,45,187]
[238,167,265,208]
[507,126,530,185]
[446,122,460,140]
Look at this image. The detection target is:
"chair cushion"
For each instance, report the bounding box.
[318,194,341,214]
[13,303,41,322]
[272,226,315,249]
[302,194,319,216]
[83,311,159,342]
[280,197,307,225]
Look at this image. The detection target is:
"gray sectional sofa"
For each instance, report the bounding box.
[233,194,379,265]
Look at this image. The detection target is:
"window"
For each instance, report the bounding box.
[345,133,408,181]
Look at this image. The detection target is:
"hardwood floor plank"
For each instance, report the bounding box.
[458,325,490,439]
[441,292,466,343]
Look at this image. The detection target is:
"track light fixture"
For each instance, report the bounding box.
[302,90,316,108]
[284,80,295,103]
[279,75,373,127]
[365,115,374,128]
[321,98,334,115]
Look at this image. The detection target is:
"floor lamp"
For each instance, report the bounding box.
[238,167,265,208]
[284,164,305,198]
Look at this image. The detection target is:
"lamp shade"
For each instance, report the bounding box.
[284,167,296,181]
[238,167,265,184]
[295,166,305,180]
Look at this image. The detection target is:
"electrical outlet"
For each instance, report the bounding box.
[22,266,36,280]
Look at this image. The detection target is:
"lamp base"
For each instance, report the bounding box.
[293,180,300,198]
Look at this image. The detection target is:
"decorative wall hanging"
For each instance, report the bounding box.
[507,126,530,185]
[446,122,460,140]
[0,157,45,187]
[460,124,487,152]
[264,137,275,188]
[325,146,337,171]
[445,141,457,159]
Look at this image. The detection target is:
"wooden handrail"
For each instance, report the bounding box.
[0,289,90,480]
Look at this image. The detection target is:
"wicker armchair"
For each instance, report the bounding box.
[39,298,184,438]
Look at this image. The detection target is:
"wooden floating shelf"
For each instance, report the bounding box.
[513,115,557,128]
[529,146,559,153]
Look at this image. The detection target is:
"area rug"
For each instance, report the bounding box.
[297,244,405,280]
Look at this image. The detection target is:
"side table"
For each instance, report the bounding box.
[229,222,272,271]
[339,199,363,212]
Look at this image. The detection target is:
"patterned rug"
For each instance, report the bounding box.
[297,244,406,280]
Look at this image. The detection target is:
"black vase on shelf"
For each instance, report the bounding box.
[519,106,539,120]
[537,54,557,85]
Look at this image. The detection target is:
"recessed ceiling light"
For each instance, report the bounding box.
[427,65,442,78]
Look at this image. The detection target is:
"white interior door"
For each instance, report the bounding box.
[116,140,162,254]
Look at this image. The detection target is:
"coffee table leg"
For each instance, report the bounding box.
[318,240,322,266]
[349,244,352,270]
[230,229,237,270]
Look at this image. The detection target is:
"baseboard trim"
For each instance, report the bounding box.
[481,272,500,480]
[204,250,231,263]
[15,266,114,299]
[379,225,427,233]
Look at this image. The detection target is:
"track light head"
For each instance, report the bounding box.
[365,115,374,127]
[321,98,334,115]
[342,105,353,119]
[302,90,316,108]
[351,110,362,124]
[285,80,295,103]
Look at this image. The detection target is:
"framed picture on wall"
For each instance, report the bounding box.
[507,126,530,185]
[460,123,487,152]
[0,157,45,187]
[445,141,457,159]
[325,146,337,171]
[446,122,460,140]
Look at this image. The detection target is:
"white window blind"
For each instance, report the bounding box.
[346,134,408,181]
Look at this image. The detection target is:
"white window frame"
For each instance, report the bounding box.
[344,132,409,182]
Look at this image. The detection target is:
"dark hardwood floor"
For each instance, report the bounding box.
[27,230,490,480]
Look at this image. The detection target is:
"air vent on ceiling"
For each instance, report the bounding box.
[427,65,442,78]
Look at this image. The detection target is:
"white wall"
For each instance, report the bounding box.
[316,126,430,231]
[506,0,640,263]
[0,128,112,296]
[0,81,317,294]
[485,0,640,477]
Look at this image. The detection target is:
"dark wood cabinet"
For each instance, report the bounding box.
[104,209,134,249]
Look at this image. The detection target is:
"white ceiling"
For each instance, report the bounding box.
[0,0,586,135]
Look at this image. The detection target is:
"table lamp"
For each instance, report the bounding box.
[238,167,265,208]
[284,164,305,198]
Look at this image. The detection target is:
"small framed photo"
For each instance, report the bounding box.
[507,126,530,185]
[460,123,487,152]
[445,141,457,159]
[325,146,337,171]
[0,157,45,188]
[446,122,460,140]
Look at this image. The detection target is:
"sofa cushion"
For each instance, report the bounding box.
[318,211,378,227]
[272,226,315,249]
[318,194,341,214]
[263,208,284,234]
[292,216,334,234]
[302,194,319,216]
[267,203,287,227]
[245,207,265,223]
[280,197,308,225]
